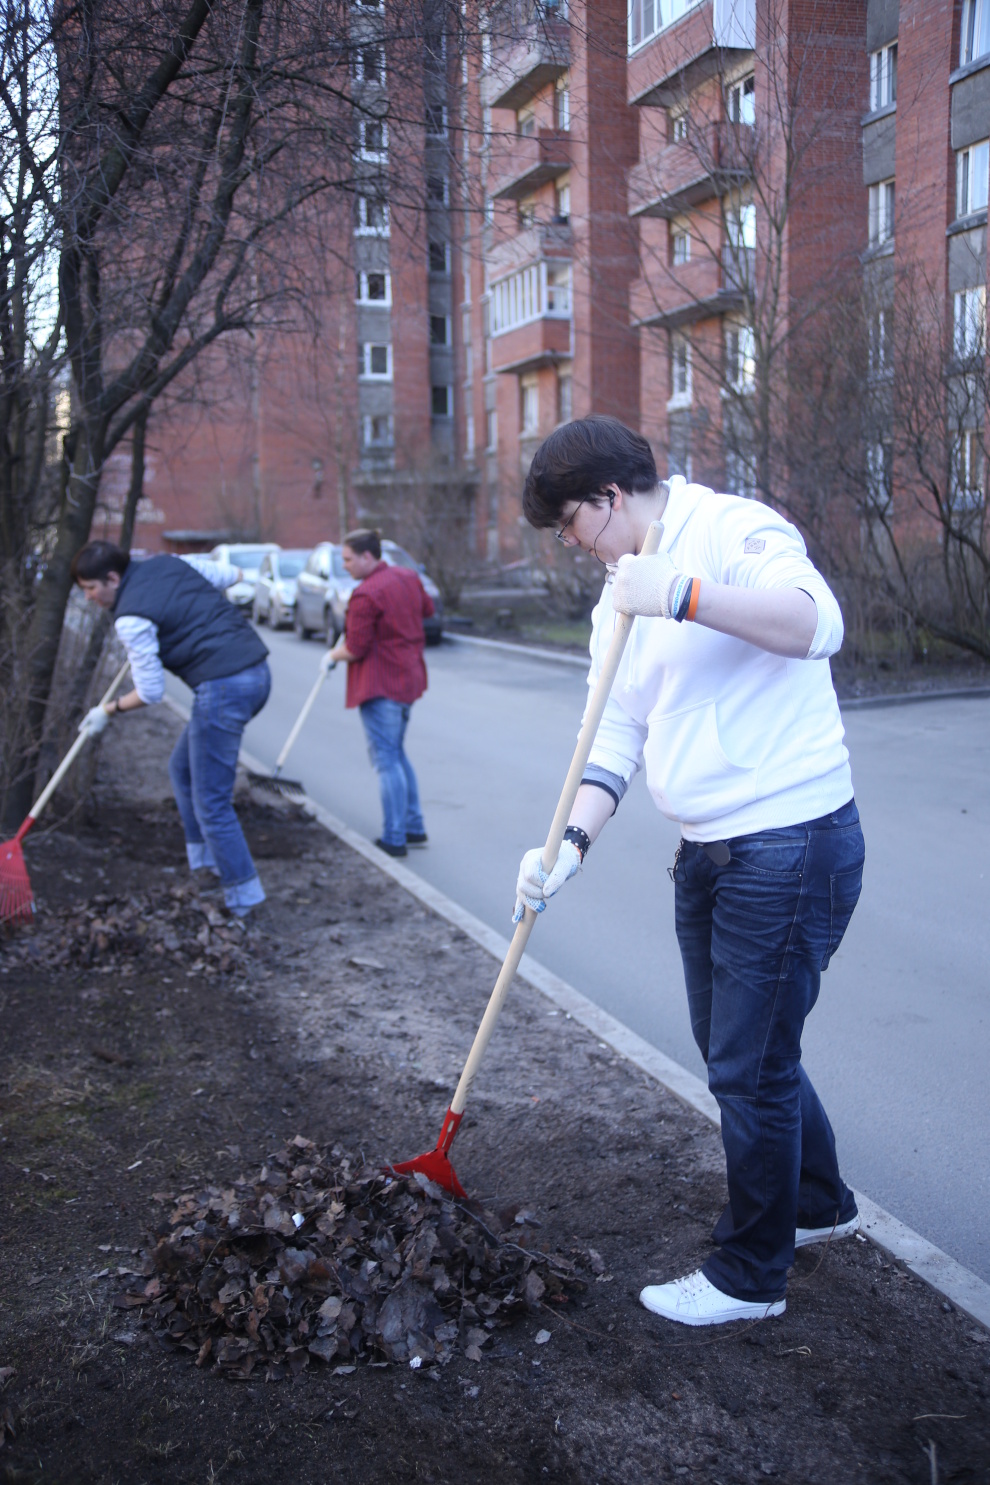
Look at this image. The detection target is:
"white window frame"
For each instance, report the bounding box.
[490,261,572,335]
[429,240,451,274]
[668,333,692,408]
[726,447,757,499]
[725,320,756,392]
[866,442,892,512]
[954,286,986,360]
[670,109,688,143]
[555,180,571,222]
[671,224,690,265]
[358,118,388,160]
[517,109,537,138]
[557,368,573,425]
[628,0,695,53]
[425,102,448,137]
[868,307,891,379]
[520,374,540,434]
[356,194,390,237]
[486,408,498,450]
[356,270,392,305]
[465,412,476,454]
[952,428,986,508]
[961,0,990,67]
[362,413,394,448]
[868,179,895,247]
[354,43,386,84]
[555,75,570,131]
[431,384,452,418]
[727,74,755,126]
[359,342,393,380]
[427,174,450,207]
[956,140,989,219]
[869,43,897,113]
[726,199,756,250]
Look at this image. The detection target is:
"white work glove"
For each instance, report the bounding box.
[611,547,683,619]
[512,841,582,923]
[319,651,337,674]
[78,704,110,736]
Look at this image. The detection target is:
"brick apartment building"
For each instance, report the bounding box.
[107,0,989,567]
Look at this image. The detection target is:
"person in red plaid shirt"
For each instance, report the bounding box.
[326,529,434,857]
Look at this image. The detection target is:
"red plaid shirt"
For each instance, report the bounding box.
[344,562,434,708]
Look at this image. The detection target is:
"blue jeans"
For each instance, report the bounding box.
[168,661,271,914]
[359,697,425,848]
[674,799,864,1302]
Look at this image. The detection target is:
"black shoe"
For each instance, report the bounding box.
[406,832,428,846]
[374,838,407,858]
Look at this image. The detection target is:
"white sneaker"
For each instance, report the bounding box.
[639,1269,786,1327]
[794,1214,860,1249]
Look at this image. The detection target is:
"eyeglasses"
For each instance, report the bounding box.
[554,491,614,544]
[554,505,581,543]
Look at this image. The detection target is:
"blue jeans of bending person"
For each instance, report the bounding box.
[359,697,425,848]
[168,661,271,915]
[673,798,864,1303]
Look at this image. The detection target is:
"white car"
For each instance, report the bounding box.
[208,543,280,608]
[252,549,311,629]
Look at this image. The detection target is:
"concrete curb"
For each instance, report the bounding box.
[444,632,589,668]
[163,694,990,1332]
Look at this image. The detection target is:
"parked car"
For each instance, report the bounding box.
[294,540,443,645]
[208,542,280,608]
[252,548,311,629]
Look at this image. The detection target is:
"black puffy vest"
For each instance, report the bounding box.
[113,556,268,689]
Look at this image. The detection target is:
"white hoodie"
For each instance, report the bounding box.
[585,477,853,841]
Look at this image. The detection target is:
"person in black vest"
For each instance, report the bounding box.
[71,541,271,917]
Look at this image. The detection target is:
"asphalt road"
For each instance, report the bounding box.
[168,626,990,1282]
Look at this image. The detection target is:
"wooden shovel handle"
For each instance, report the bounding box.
[274,665,330,775]
[28,661,131,823]
[449,520,664,1117]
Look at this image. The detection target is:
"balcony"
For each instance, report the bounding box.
[627,1,754,109]
[485,220,573,282]
[490,257,572,372]
[491,129,572,200]
[490,314,572,373]
[628,123,753,218]
[483,11,570,112]
[630,252,746,331]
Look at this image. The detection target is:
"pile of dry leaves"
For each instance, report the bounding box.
[117,1137,590,1379]
[2,885,254,977]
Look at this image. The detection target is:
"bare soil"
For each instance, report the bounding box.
[0,709,988,1485]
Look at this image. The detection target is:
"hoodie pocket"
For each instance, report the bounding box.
[643,698,758,825]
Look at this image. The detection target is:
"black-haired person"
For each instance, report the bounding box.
[513,416,864,1328]
[72,541,271,917]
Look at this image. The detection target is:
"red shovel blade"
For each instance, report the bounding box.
[387,1107,466,1198]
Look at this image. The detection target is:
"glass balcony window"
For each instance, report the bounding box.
[491,261,572,333]
[869,44,897,112]
[961,0,990,66]
[628,0,695,53]
[957,140,989,218]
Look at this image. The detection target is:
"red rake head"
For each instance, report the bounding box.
[0,832,34,925]
[386,1107,466,1198]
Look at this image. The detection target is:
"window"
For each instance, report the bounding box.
[868,179,895,246]
[356,271,391,304]
[669,334,691,404]
[557,370,573,424]
[727,200,756,250]
[869,44,897,112]
[358,119,388,159]
[425,103,448,137]
[726,447,757,498]
[358,342,392,379]
[430,314,450,345]
[517,109,537,138]
[954,286,986,359]
[354,44,385,83]
[727,75,755,126]
[554,181,571,222]
[491,263,571,333]
[957,140,989,218]
[484,194,495,225]
[481,24,492,70]
[546,264,571,314]
[629,0,694,51]
[362,414,394,448]
[961,0,990,66]
[952,429,986,507]
[671,224,690,265]
[431,385,452,417]
[555,76,570,131]
[486,408,498,450]
[868,307,891,378]
[465,413,475,454]
[429,240,450,273]
[427,175,449,206]
[866,442,892,512]
[356,194,389,236]
[670,110,688,143]
[725,321,756,391]
[520,375,539,433]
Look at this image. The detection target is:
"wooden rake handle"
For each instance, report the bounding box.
[448,520,664,1118]
[27,661,131,824]
[273,663,332,777]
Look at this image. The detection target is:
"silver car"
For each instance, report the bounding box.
[294,540,443,644]
[252,549,311,629]
[208,542,280,608]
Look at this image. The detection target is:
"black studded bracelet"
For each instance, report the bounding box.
[563,825,591,861]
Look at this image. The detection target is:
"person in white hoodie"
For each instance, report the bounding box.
[513,416,864,1328]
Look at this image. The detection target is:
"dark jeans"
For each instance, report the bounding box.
[674,799,865,1302]
[168,661,271,912]
[359,697,425,848]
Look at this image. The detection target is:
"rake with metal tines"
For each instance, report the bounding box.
[247,661,334,798]
[0,663,130,925]
[388,521,664,1198]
